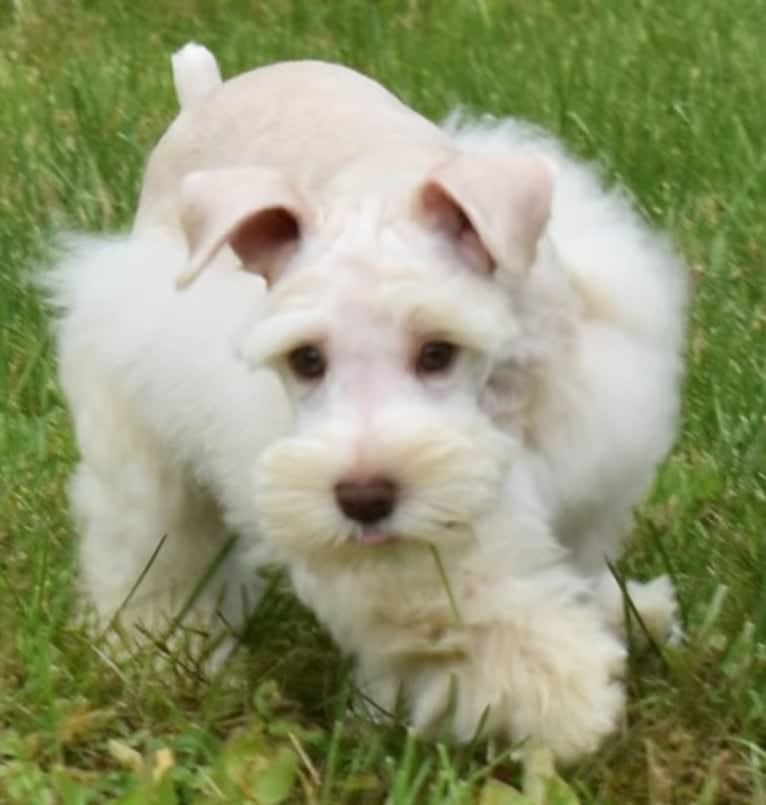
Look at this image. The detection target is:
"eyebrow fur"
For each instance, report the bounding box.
[239,311,329,367]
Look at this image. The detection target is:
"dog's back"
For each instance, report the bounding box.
[136,59,453,237]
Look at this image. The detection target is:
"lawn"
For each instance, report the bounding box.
[1,0,765,802]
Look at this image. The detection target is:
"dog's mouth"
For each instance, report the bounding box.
[354,526,400,546]
[351,520,461,547]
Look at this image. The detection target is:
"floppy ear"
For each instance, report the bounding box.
[417,152,554,276]
[177,166,309,288]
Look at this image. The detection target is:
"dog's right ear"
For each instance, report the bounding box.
[177,167,310,289]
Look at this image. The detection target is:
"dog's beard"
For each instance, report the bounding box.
[253,416,511,562]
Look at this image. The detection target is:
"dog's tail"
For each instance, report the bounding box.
[171,42,223,110]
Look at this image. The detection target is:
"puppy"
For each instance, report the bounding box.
[46,43,686,762]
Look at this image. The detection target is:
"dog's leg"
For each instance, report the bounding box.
[66,369,257,657]
[397,593,626,765]
[351,557,627,764]
[593,569,680,645]
[563,511,680,645]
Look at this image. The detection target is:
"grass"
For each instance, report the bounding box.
[1,0,765,801]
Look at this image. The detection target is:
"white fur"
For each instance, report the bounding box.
[171,42,223,109]
[45,45,686,763]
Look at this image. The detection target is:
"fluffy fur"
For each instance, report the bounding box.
[45,43,686,763]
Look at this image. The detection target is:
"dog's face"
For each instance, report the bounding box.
[241,222,518,557]
[178,151,553,560]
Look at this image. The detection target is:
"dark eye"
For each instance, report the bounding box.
[415,341,459,376]
[287,344,327,380]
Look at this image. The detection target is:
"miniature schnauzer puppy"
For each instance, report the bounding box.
[47,43,686,762]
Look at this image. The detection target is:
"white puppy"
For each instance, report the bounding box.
[46,43,686,763]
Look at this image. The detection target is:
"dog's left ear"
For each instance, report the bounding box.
[177,166,310,288]
[417,152,554,276]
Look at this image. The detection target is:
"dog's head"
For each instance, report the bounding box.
[177,151,553,561]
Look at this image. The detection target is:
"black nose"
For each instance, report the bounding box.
[334,477,398,524]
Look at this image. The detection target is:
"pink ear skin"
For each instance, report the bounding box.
[419,182,495,274]
[417,152,554,277]
[177,166,309,289]
[228,207,302,285]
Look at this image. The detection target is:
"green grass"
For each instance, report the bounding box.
[1,0,765,801]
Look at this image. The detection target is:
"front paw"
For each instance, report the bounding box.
[397,606,626,764]
[488,607,626,763]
